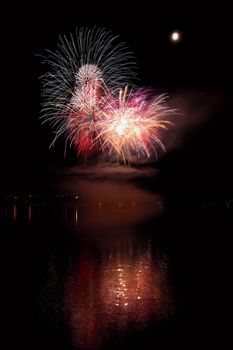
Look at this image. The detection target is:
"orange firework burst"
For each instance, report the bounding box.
[98,86,175,163]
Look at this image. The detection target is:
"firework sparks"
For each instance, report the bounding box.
[40,27,176,162]
[40,27,136,157]
[65,81,109,156]
[98,86,175,162]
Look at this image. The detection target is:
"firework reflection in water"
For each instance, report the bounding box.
[65,240,173,348]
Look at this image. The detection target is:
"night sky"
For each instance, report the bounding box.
[1,2,233,199]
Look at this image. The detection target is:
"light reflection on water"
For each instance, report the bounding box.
[64,240,173,349]
[0,200,164,229]
[1,184,231,350]
[1,195,173,349]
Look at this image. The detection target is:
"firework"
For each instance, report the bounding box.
[40,27,136,157]
[64,81,110,156]
[40,27,176,162]
[98,86,175,162]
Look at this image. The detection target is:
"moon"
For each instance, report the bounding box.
[170,31,181,43]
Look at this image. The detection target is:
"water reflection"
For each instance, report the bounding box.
[101,244,171,321]
[75,208,78,225]
[28,205,32,223]
[1,188,173,349]
[13,204,17,223]
[65,240,173,349]
[0,197,164,228]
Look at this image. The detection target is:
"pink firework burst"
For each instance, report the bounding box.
[97,86,175,163]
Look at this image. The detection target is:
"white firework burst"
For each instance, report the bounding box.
[40,27,137,151]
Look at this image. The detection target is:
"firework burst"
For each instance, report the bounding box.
[40,27,176,163]
[40,27,136,157]
[98,86,175,162]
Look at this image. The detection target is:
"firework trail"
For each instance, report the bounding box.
[40,27,175,163]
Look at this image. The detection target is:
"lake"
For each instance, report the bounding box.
[1,185,231,349]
